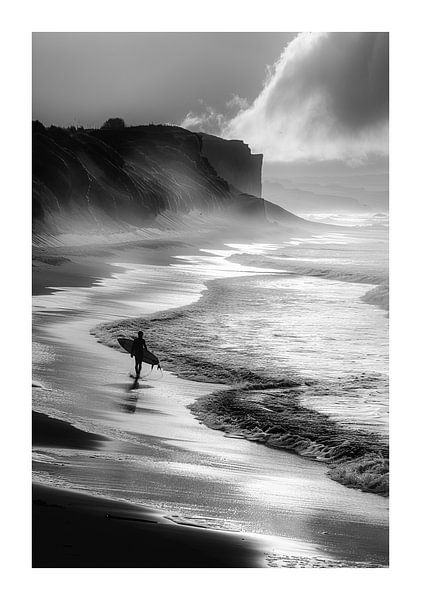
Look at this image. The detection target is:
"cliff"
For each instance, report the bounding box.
[199,133,263,197]
[32,122,300,240]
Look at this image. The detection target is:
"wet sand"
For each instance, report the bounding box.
[33,484,260,567]
[32,412,259,567]
[32,238,194,295]
[32,238,389,567]
[33,410,108,449]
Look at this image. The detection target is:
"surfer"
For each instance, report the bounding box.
[131,331,148,378]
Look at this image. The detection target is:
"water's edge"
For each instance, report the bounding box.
[92,274,389,496]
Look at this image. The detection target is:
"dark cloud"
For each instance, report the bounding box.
[265,33,388,131]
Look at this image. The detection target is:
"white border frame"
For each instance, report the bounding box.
[2,0,419,597]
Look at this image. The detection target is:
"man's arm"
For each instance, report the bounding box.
[143,340,148,351]
[131,339,137,358]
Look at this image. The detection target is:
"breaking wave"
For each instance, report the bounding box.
[189,388,388,496]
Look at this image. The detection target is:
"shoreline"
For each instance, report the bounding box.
[32,411,387,568]
[32,411,262,568]
[32,232,389,567]
[92,274,388,496]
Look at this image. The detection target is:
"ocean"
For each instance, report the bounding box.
[175,212,389,435]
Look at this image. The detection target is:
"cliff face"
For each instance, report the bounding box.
[33,122,295,238]
[199,133,263,197]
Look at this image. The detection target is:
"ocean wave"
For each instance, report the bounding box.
[92,313,299,388]
[91,277,304,387]
[228,252,386,284]
[227,252,389,312]
[92,278,389,496]
[189,388,388,496]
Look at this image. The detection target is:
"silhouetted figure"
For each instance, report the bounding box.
[131,331,148,378]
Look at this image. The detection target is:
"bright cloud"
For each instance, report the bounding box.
[182,33,389,163]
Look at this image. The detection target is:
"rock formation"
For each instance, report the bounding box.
[32,122,300,237]
[199,133,263,197]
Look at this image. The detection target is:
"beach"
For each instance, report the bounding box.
[32,218,389,568]
[33,413,260,568]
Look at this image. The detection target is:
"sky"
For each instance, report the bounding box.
[33,33,295,129]
[33,32,389,198]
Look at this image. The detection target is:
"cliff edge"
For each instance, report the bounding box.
[198,133,263,197]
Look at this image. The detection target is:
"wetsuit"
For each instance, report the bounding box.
[131,338,147,377]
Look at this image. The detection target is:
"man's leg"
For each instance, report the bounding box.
[135,358,140,377]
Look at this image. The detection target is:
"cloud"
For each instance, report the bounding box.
[181,103,226,133]
[182,33,389,163]
[226,94,249,111]
[181,95,249,133]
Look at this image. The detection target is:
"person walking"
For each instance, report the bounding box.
[131,331,148,378]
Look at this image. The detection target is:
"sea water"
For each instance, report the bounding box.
[159,212,389,436]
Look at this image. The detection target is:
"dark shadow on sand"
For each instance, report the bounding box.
[32,411,107,450]
[32,485,259,568]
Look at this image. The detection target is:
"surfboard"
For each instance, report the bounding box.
[117,337,161,368]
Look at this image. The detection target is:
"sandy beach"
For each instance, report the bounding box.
[33,412,260,567]
[32,231,388,568]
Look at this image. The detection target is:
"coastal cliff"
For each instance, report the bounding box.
[199,133,263,197]
[32,122,297,240]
